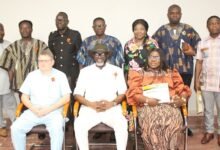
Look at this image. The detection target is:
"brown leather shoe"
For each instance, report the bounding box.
[201,133,214,144]
[0,128,7,137]
[217,135,220,146]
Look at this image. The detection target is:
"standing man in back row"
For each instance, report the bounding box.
[77,17,124,68]
[0,20,48,94]
[0,23,16,137]
[152,4,201,136]
[49,12,82,91]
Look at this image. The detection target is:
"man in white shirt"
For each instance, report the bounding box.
[74,43,128,150]
[195,15,220,146]
[11,49,71,150]
[0,23,16,137]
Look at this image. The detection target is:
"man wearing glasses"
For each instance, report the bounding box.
[77,17,124,69]
[11,50,71,150]
[74,43,128,150]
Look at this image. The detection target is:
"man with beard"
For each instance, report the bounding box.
[74,43,128,150]
[152,4,201,136]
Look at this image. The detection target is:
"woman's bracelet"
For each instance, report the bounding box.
[181,97,187,102]
[144,97,149,106]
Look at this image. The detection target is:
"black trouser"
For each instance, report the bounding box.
[67,76,77,126]
[180,73,192,121]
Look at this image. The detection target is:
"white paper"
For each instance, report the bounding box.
[143,83,170,103]
[196,91,203,114]
[180,39,185,51]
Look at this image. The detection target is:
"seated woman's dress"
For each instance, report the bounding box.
[126,69,191,150]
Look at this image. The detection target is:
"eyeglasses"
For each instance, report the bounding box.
[94,52,106,57]
[148,55,160,61]
[38,59,52,63]
[93,24,106,29]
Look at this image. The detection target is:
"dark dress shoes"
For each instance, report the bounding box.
[187,128,193,136]
[217,134,220,146]
[201,133,214,144]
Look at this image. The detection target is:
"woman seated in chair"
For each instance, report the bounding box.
[126,48,191,150]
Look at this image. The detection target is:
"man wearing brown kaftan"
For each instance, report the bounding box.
[0,20,48,91]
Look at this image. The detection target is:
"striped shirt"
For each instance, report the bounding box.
[0,38,48,91]
[196,35,220,92]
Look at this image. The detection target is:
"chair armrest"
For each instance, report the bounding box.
[16,101,70,118]
[73,100,80,117]
[121,100,127,116]
[62,102,70,118]
[16,103,24,118]
[132,105,138,118]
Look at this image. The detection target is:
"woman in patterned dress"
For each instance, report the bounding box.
[124,19,158,79]
[126,48,191,150]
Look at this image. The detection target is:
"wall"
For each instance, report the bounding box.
[1,0,220,115]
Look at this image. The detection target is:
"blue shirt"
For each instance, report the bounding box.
[77,35,124,68]
[20,68,71,109]
[153,23,201,74]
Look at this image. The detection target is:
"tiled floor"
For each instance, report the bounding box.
[0,116,220,150]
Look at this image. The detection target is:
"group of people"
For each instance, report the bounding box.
[0,3,220,150]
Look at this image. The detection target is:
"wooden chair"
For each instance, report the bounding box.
[73,100,128,150]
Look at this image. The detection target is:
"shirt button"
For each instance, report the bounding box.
[61,35,64,37]
[60,49,63,52]
[60,64,63,67]
[61,42,63,44]
[60,56,63,59]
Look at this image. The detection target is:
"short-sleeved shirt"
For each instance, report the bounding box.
[0,40,11,94]
[77,35,124,68]
[153,23,201,74]
[0,38,48,91]
[20,68,71,111]
[74,63,127,102]
[196,35,220,92]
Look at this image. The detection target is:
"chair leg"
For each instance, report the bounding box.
[63,119,66,150]
[74,117,79,150]
[184,116,188,150]
[134,117,138,150]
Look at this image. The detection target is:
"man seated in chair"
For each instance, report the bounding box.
[11,49,71,150]
[74,43,128,150]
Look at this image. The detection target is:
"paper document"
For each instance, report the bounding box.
[143,83,170,103]
[196,91,203,114]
